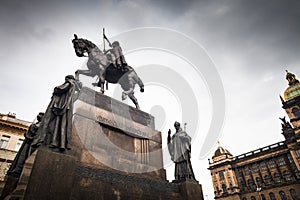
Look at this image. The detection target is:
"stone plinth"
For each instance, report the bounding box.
[72,87,165,179]
[1,87,204,200]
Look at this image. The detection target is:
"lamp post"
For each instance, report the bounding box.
[249,167,263,200]
[256,186,262,200]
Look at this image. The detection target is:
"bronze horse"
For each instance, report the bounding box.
[72,34,144,109]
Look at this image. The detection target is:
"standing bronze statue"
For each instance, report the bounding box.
[0,113,44,200]
[168,121,196,182]
[31,75,81,152]
[7,112,44,177]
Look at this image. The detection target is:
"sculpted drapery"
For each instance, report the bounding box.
[168,121,196,182]
[31,75,81,151]
[7,113,44,177]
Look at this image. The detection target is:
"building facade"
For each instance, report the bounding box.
[0,113,30,185]
[208,71,300,200]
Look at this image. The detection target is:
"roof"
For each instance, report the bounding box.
[212,145,233,158]
[283,70,300,101]
[0,113,31,128]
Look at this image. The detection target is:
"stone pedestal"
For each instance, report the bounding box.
[1,87,204,200]
[180,181,204,200]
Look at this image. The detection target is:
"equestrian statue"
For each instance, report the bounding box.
[73,32,144,109]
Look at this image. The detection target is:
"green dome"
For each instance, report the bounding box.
[284,82,300,101]
[212,146,232,158]
[284,70,300,101]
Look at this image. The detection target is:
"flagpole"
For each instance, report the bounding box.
[103,28,105,51]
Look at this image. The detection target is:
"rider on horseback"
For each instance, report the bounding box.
[104,41,128,72]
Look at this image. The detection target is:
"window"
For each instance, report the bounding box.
[277,157,286,166]
[274,173,281,183]
[268,160,276,168]
[279,191,287,200]
[295,149,300,157]
[219,170,225,180]
[287,154,294,163]
[255,177,262,186]
[252,164,259,172]
[247,179,254,187]
[269,192,276,200]
[264,175,272,185]
[290,189,298,200]
[295,169,300,180]
[215,186,220,195]
[222,184,227,193]
[260,162,267,170]
[0,135,10,149]
[239,179,245,190]
[237,168,244,176]
[250,196,256,200]
[283,171,292,181]
[245,166,250,175]
[260,194,266,200]
[15,138,24,151]
[229,183,233,191]
[292,107,300,118]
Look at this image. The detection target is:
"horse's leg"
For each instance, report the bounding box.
[121,86,140,109]
[122,88,133,100]
[128,93,140,110]
[75,69,95,80]
[98,72,105,94]
[130,71,144,92]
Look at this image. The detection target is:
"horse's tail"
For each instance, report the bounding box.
[132,71,144,92]
[131,71,143,87]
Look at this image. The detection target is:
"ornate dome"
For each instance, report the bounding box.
[212,142,233,162]
[213,146,232,158]
[284,70,300,101]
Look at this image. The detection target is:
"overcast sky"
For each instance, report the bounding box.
[1,0,300,198]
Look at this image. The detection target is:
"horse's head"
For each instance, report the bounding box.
[72,34,96,57]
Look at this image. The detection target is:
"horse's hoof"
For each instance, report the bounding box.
[140,87,144,92]
[122,93,127,100]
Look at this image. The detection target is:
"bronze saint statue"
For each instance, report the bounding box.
[168,121,196,182]
[7,112,44,177]
[31,75,81,152]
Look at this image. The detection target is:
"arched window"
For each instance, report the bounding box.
[292,107,300,118]
[268,160,276,168]
[229,183,233,191]
[260,194,266,200]
[252,164,259,172]
[222,184,227,193]
[277,157,286,166]
[279,191,287,200]
[215,186,220,195]
[260,162,267,170]
[245,166,250,174]
[239,179,245,187]
[255,177,262,185]
[295,169,300,180]
[250,196,256,200]
[264,175,272,185]
[269,192,276,200]
[247,179,254,187]
[283,170,292,181]
[274,173,281,183]
[290,189,297,200]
